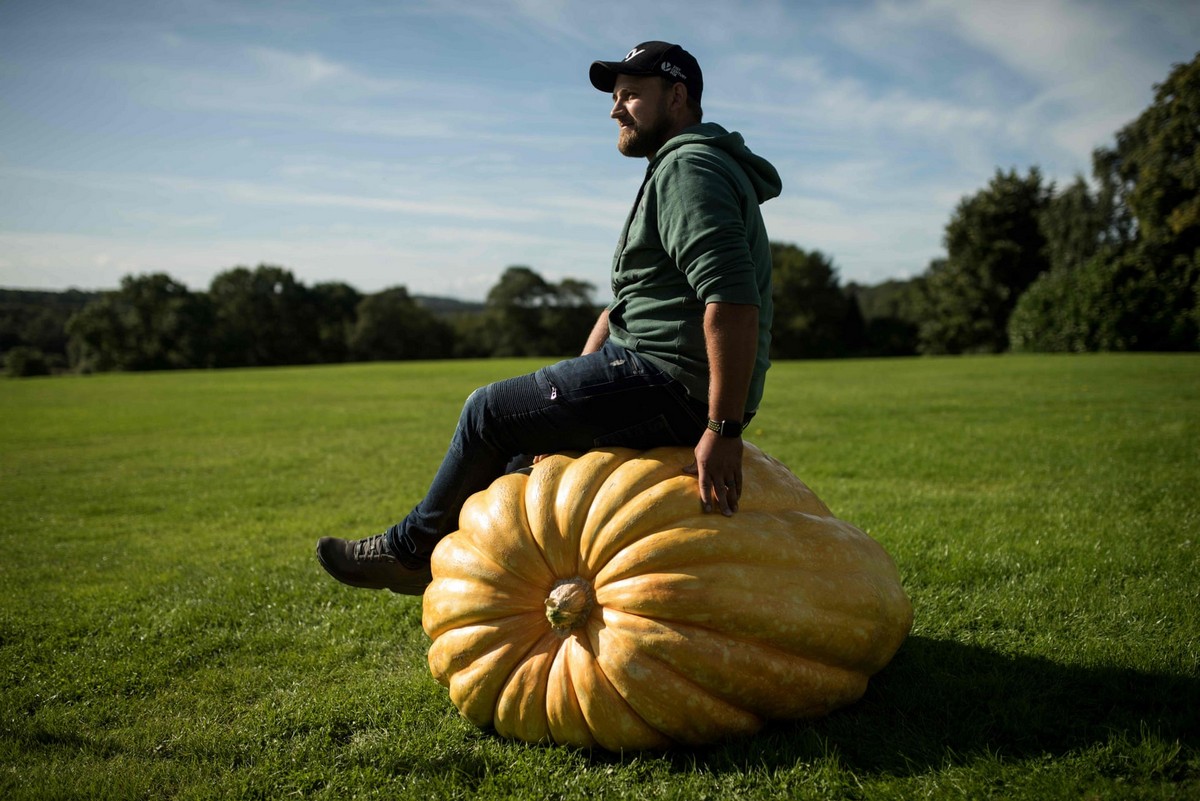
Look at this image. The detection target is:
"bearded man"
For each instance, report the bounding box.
[317,41,782,595]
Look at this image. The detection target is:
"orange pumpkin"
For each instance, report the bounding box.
[422,443,912,750]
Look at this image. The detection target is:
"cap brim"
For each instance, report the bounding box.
[589,60,654,93]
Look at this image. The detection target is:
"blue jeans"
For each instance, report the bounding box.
[386,341,708,562]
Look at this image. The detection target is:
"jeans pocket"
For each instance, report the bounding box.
[544,343,668,399]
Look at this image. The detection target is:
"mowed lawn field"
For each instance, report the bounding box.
[1,354,1197,800]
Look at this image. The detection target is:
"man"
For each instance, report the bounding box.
[317,41,781,595]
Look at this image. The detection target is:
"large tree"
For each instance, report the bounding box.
[66,273,212,371]
[1038,175,1114,273]
[769,243,862,359]
[310,281,362,363]
[349,286,453,361]
[1011,52,1200,352]
[919,168,1051,354]
[484,266,556,357]
[1094,51,1199,348]
[539,277,598,354]
[208,265,320,367]
[1106,53,1200,254]
[479,266,597,357]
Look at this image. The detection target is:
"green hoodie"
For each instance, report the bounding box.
[606,122,782,413]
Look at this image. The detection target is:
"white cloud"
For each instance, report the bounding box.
[926,0,1120,84]
[763,186,949,284]
[722,54,1005,151]
[249,47,355,85]
[830,0,1194,167]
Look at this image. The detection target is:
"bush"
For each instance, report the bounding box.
[1009,246,1200,352]
[4,346,51,378]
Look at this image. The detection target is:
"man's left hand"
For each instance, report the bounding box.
[683,430,744,516]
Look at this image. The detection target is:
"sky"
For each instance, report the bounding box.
[1,0,1197,302]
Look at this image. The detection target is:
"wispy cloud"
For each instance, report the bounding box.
[246,46,415,95]
[830,0,1196,165]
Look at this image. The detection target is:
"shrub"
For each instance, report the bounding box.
[4,346,51,378]
[1010,246,1200,352]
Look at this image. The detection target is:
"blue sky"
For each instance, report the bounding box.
[1,0,1197,301]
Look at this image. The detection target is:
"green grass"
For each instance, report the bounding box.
[2,354,1197,800]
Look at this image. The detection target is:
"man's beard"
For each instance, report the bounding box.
[618,109,672,158]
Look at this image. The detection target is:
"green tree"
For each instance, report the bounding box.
[1038,175,1113,273]
[65,296,122,372]
[349,286,453,361]
[1106,53,1200,252]
[1011,243,1198,352]
[478,266,596,357]
[919,168,1051,354]
[1,289,95,364]
[310,282,362,363]
[770,243,862,358]
[541,277,598,354]
[448,312,492,358]
[66,273,212,372]
[208,265,319,367]
[19,307,71,359]
[484,266,555,357]
[847,277,924,356]
[1092,52,1199,348]
[1013,53,1200,352]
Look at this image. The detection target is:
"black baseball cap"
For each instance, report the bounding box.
[590,41,703,104]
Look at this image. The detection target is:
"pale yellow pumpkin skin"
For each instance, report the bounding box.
[422,443,913,751]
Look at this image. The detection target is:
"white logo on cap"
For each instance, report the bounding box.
[661,61,686,80]
[624,48,645,61]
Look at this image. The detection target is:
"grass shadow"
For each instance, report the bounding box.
[686,635,1199,776]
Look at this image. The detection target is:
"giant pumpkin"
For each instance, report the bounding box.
[422,443,912,751]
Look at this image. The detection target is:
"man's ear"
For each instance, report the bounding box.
[669,81,689,114]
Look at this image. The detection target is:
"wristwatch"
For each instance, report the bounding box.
[706,419,743,438]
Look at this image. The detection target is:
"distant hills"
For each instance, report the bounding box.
[412,295,486,316]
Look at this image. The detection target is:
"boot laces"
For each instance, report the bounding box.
[352,533,397,563]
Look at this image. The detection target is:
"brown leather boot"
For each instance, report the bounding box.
[316,533,432,595]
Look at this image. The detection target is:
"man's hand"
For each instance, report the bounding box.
[683,429,744,515]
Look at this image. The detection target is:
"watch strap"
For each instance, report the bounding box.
[706,419,744,438]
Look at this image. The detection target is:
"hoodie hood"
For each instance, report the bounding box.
[656,122,782,204]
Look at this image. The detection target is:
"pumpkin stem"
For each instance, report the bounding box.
[544,577,596,634]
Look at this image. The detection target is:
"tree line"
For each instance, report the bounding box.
[3,52,1196,377]
[0,265,604,376]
